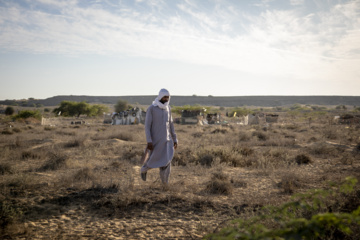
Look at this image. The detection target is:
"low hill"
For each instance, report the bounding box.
[1,95,360,107]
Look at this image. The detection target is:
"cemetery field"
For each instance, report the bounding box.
[1,112,360,239]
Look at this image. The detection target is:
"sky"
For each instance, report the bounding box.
[0,0,359,100]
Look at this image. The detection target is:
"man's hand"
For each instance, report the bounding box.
[147,142,153,151]
[174,142,178,150]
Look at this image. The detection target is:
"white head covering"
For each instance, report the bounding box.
[152,88,170,110]
[158,88,170,101]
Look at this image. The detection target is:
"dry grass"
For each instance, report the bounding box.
[0,111,359,239]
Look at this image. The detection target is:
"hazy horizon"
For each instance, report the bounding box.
[3,94,360,101]
[1,0,359,100]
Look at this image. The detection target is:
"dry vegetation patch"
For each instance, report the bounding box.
[0,113,359,239]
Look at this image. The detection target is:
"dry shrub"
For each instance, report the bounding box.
[278,173,302,194]
[212,170,229,181]
[109,161,123,169]
[339,153,354,165]
[0,163,13,175]
[73,168,96,182]
[0,200,23,231]
[1,129,13,135]
[295,154,312,165]
[192,132,203,138]
[172,148,194,166]
[261,148,292,167]
[211,128,228,134]
[95,184,189,212]
[38,153,69,171]
[193,148,250,167]
[285,124,299,130]
[99,190,147,210]
[5,173,40,194]
[283,134,296,139]
[239,147,254,156]
[323,128,338,140]
[198,154,215,167]
[97,127,107,132]
[12,128,21,133]
[64,136,86,148]
[262,138,296,147]
[5,137,24,149]
[205,171,233,195]
[355,143,360,153]
[122,146,143,162]
[55,130,76,136]
[21,150,45,160]
[252,131,268,141]
[308,142,339,157]
[172,153,187,166]
[239,131,251,141]
[231,178,248,188]
[44,126,55,131]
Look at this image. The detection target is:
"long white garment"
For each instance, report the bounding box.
[144,104,177,168]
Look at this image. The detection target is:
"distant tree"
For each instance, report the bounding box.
[114,99,128,112]
[336,105,347,110]
[74,102,88,117]
[53,101,86,117]
[87,104,109,117]
[53,101,75,116]
[5,106,15,115]
[311,105,327,111]
[53,101,108,117]
[290,104,302,110]
[14,110,42,120]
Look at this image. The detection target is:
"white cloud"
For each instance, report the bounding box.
[33,0,78,8]
[0,0,359,86]
[290,0,304,6]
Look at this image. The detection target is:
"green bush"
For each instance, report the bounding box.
[206,177,360,239]
[336,105,347,110]
[4,106,14,116]
[114,99,129,112]
[88,104,109,116]
[172,105,211,115]
[13,110,42,120]
[53,101,108,117]
[0,200,23,228]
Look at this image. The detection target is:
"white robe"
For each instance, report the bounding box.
[144,105,177,168]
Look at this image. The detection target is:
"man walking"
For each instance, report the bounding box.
[141,88,178,184]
